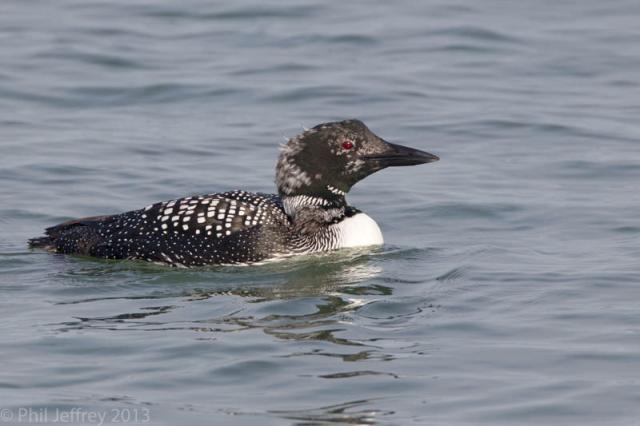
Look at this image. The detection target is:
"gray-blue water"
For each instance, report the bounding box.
[2,1,640,424]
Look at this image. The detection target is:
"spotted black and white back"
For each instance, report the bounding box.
[38,191,292,266]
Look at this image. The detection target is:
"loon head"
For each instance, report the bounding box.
[276,119,439,201]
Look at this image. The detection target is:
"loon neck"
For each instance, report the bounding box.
[281,193,375,252]
[281,193,347,219]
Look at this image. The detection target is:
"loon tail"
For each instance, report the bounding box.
[28,235,54,249]
[28,215,112,253]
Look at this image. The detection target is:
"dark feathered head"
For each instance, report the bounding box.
[276,119,438,199]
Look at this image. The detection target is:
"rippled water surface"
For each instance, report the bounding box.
[2,1,640,424]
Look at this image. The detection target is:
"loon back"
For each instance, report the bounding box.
[30,192,292,266]
[30,120,438,266]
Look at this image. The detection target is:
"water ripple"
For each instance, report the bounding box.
[3,0,640,424]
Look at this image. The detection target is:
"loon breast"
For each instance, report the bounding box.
[332,213,384,249]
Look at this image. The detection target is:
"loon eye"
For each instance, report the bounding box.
[341,140,354,150]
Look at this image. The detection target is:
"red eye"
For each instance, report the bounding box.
[342,140,354,150]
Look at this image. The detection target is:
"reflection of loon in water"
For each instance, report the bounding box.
[30,120,438,267]
[189,251,387,300]
[64,251,388,335]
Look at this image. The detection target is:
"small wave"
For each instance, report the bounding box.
[436,266,467,282]
[318,370,398,379]
[0,84,248,108]
[426,202,523,220]
[426,26,523,44]
[133,4,323,21]
[35,51,148,70]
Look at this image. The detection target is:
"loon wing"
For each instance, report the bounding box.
[29,192,291,266]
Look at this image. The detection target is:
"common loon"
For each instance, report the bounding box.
[29,120,439,267]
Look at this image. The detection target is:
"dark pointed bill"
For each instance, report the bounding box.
[364,141,439,167]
